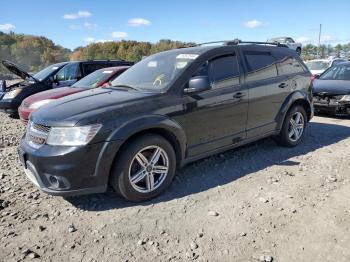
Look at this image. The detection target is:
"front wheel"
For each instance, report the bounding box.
[110,134,176,202]
[275,105,307,147]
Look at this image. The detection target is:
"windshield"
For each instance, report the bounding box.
[319,65,350,81]
[32,64,64,81]
[111,50,199,92]
[72,69,114,88]
[306,61,330,70]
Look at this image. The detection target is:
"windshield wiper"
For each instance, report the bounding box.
[111,84,139,91]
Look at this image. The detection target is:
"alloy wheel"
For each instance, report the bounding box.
[128,146,169,193]
[288,111,304,142]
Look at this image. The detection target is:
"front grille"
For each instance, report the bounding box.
[25,121,51,148]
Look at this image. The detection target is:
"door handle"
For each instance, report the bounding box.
[233,92,245,99]
[278,83,288,88]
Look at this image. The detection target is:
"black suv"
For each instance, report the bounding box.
[0,60,133,115]
[19,41,313,202]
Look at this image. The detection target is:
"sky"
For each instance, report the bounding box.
[1,0,350,50]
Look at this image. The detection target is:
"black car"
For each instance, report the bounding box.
[19,40,313,202]
[0,60,133,115]
[312,62,350,115]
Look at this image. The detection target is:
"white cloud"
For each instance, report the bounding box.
[63,10,91,20]
[83,22,97,29]
[84,37,95,43]
[111,31,128,38]
[321,35,338,43]
[0,23,15,33]
[296,37,311,44]
[127,18,151,27]
[243,20,269,29]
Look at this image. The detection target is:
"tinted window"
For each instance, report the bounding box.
[244,51,277,82]
[319,65,350,81]
[332,60,346,66]
[209,55,240,88]
[55,63,80,81]
[275,54,304,75]
[83,63,109,75]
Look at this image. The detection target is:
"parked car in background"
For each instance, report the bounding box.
[313,62,350,115]
[0,60,133,116]
[18,66,130,124]
[306,58,347,76]
[268,37,302,54]
[19,41,313,202]
[0,61,68,115]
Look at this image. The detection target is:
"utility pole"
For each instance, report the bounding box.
[317,24,322,58]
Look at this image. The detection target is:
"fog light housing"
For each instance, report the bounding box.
[45,174,70,190]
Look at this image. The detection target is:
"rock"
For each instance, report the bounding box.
[240,232,247,237]
[190,241,198,250]
[38,225,46,232]
[265,255,273,262]
[198,232,204,238]
[259,255,266,261]
[137,239,146,246]
[259,197,269,203]
[68,224,77,233]
[28,252,40,259]
[326,175,337,183]
[208,211,219,217]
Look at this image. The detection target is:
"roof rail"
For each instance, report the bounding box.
[197,39,288,48]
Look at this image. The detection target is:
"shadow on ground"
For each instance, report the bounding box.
[66,119,350,211]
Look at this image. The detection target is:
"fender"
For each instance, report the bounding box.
[275,90,312,131]
[94,115,188,186]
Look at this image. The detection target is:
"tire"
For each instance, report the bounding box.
[275,105,307,147]
[110,134,176,202]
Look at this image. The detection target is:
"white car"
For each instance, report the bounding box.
[268,37,302,54]
[305,58,347,75]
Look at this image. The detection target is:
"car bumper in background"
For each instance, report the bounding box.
[18,106,32,124]
[0,98,21,114]
[313,97,350,115]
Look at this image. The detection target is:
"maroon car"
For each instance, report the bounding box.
[18,66,130,124]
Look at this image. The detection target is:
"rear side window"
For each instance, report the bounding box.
[83,63,109,76]
[209,55,240,88]
[243,51,278,82]
[274,52,305,75]
[55,63,81,81]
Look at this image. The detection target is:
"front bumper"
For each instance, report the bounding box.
[18,105,32,125]
[18,137,122,196]
[0,98,21,114]
[313,97,350,115]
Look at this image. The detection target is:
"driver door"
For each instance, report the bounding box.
[175,54,248,157]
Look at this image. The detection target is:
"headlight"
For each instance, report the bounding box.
[3,88,22,99]
[46,124,102,146]
[29,99,55,109]
[340,95,350,102]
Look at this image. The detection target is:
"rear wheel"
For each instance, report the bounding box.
[275,105,307,147]
[110,134,176,202]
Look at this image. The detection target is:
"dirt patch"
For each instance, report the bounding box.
[0,112,349,262]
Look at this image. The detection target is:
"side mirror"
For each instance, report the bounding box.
[0,80,6,92]
[184,76,211,94]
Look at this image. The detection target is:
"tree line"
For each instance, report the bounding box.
[0,31,349,78]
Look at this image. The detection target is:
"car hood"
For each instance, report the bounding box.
[313,79,350,95]
[2,60,38,82]
[22,87,85,106]
[31,88,157,126]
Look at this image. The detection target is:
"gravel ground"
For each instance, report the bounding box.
[0,107,350,262]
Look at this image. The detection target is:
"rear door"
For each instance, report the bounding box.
[175,52,248,157]
[241,48,282,137]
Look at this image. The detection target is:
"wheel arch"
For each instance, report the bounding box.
[276,91,312,131]
[94,115,187,187]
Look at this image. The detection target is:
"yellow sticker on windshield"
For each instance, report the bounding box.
[176,54,199,60]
